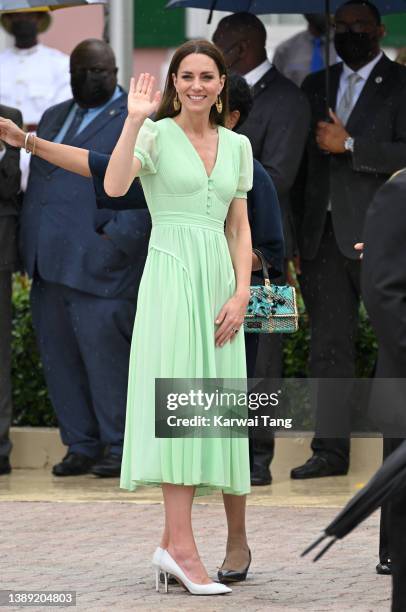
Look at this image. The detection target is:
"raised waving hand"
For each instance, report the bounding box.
[128,73,161,120]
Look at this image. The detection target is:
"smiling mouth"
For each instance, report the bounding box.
[187,95,206,101]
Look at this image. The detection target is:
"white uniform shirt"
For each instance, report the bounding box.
[0,44,71,189]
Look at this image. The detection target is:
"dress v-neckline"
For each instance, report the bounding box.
[169,118,222,179]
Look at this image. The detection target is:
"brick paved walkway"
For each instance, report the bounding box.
[0,501,391,612]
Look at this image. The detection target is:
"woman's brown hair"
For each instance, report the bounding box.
[155,39,228,126]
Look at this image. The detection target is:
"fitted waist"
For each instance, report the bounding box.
[151,212,225,234]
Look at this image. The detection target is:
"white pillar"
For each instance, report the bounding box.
[107,0,134,90]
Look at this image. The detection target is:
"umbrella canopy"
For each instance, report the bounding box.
[0,0,106,12]
[302,440,406,562]
[166,0,406,13]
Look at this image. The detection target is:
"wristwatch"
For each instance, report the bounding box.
[344,136,355,153]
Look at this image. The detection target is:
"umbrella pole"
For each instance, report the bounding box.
[207,0,217,24]
[325,0,331,118]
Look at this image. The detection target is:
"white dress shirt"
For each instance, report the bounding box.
[244,58,273,87]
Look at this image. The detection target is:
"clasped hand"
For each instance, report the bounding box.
[127,73,162,121]
[215,290,250,347]
[316,109,350,154]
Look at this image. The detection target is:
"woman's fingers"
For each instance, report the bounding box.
[129,77,136,95]
[146,75,155,98]
[136,73,145,93]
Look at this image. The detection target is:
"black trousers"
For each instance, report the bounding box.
[30,277,136,458]
[300,215,361,470]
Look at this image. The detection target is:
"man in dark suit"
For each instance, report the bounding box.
[0,104,22,476]
[361,168,406,609]
[21,39,141,477]
[291,0,406,479]
[213,13,310,486]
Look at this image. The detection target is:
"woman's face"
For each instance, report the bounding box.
[173,53,225,115]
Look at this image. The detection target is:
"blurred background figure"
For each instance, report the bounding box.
[273,13,338,86]
[0,9,71,189]
[213,12,310,487]
[0,103,22,476]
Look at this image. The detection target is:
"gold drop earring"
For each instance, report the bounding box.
[173,92,181,112]
[215,95,223,114]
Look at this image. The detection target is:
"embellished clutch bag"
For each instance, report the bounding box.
[244,250,299,334]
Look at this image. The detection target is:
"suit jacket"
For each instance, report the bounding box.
[362,169,406,436]
[0,104,22,217]
[294,55,406,261]
[21,93,146,299]
[238,66,310,258]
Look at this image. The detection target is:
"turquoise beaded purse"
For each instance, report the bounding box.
[244,250,299,334]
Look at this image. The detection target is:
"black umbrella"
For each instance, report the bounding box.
[302,440,406,561]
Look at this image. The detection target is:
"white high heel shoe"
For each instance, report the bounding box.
[152,547,165,592]
[158,549,232,596]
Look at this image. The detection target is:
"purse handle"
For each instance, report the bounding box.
[253,249,271,287]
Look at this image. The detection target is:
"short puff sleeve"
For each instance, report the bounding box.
[134,118,160,176]
[235,134,254,199]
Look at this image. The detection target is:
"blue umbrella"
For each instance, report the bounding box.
[166,0,406,13]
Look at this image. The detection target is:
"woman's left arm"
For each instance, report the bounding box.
[215,198,252,347]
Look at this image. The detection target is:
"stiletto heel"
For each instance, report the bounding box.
[155,567,159,592]
[159,550,232,596]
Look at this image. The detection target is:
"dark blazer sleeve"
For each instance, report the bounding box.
[89,151,151,259]
[88,151,147,210]
[261,83,311,199]
[0,108,22,202]
[248,159,285,277]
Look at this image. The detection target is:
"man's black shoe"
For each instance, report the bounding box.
[91,453,121,478]
[376,560,392,575]
[0,456,11,475]
[52,452,96,477]
[290,455,348,480]
[250,466,272,486]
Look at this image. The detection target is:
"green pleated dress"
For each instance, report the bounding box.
[120,117,253,496]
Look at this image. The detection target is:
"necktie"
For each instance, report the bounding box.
[336,73,362,125]
[310,37,324,73]
[62,107,88,144]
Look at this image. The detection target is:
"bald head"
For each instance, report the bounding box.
[70,39,118,109]
[70,39,116,72]
[213,13,267,75]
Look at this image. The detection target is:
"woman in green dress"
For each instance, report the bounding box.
[105,40,253,596]
[0,38,253,596]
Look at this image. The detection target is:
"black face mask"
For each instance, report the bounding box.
[11,20,38,41]
[71,71,116,108]
[334,31,376,66]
